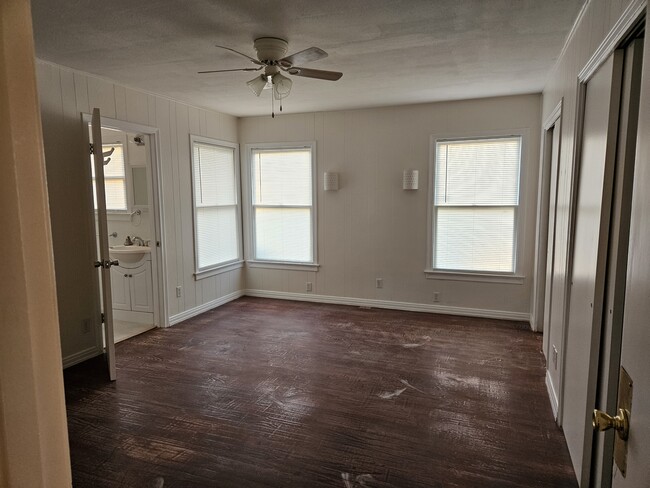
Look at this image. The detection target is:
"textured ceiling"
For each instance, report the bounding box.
[30,0,584,117]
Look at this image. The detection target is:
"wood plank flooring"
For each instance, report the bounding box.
[64,297,577,487]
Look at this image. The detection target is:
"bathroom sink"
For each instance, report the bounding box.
[109,245,151,264]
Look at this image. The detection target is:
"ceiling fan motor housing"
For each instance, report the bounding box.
[253,37,289,64]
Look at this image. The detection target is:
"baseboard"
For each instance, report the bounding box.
[546,370,559,421]
[62,346,102,369]
[168,290,244,326]
[243,289,530,322]
[113,309,153,324]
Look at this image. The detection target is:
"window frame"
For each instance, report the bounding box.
[189,135,244,279]
[243,141,319,271]
[425,130,527,284]
[93,132,131,215]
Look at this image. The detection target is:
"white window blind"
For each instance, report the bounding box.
[433,136,521,273]
[92,144,127,211]
[250,147,314,263]
[191,139,240,271]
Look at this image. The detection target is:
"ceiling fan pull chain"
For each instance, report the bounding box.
[271,89,275,118]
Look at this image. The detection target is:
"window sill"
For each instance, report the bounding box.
[246,260,320,272]
[194,261,244,280]
[424,269,525,284]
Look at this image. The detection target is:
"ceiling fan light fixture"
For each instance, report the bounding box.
[271,72,292,100]
[246,74,267,96]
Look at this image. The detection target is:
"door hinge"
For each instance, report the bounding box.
[89,143,94,155]
[101,312,105,323]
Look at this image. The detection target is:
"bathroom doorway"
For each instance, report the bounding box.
[87,116,167,349]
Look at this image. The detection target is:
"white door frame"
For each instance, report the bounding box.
[82,113,169,332]
[555,2,647,486]
[558,0,647,430]
[533,99,562,337]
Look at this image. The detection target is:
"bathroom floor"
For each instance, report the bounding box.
[113,319,155,343]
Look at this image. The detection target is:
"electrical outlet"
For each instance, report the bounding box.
[306,282,312,292]
[552,345,558,369]
[376,278,383,289]
[82,318,91,333]
[433,292,440,303]
[176,285,182,298]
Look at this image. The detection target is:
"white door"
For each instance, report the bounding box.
[562,52,624,486]
[611,34,650,488]
[88,108,117,381]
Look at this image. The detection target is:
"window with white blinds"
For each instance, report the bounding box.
[191,137,241,272]
[250,146,315,263]
[92,143,128,211]
[432,136,522,273]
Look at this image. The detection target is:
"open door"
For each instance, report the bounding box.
[561,51,624,486]
[87,108,117,380]
[604,30,650,488]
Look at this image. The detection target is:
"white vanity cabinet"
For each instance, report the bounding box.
[110,260,153,313]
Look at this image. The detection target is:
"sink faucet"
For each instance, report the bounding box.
[131,236,145,246]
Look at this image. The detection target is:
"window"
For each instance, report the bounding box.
[92,143,127,211]
[430,136,522,275]
[190,136,241,274]
[248,144,316,265]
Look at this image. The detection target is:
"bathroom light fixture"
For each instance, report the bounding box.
[403,169,419,190]
[324,172,339,191]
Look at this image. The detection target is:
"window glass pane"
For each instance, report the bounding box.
[93,178,127,211]
[435,137,520,206]
[435,207,514,272]
[255,208,312,262]
[196,206,239,269]
[193,143,236,206]
[91,144,126,178]
[251,149,312,206]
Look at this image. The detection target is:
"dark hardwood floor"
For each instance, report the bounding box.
[64,297,577,487]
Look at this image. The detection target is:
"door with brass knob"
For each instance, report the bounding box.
[593,408,629,440]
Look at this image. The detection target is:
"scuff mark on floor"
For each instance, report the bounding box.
[341,472,377,487]
[401,335,431,348]
[377,387,406,399]
[400,379,425,394]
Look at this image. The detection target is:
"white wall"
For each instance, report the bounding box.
[36,61,244,365]
[239,95,541,319]
[541,0,638,419]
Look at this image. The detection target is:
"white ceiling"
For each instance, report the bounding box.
[30,0,584,117]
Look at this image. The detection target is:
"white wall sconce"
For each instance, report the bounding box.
[324,172,340,191]
[403,169,419,190]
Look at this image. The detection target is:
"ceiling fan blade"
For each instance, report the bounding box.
[288,67,343,81]
[279,47,328,67]
[198,67,262,74]
[215,45,263,65]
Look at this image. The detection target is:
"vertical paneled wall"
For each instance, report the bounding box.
[36,61,242,363]
[541,0,636,413]
[239,94,541,318]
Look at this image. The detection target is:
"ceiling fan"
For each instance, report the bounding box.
[199,37,343,116]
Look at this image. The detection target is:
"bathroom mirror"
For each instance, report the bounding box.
[132,167,149,206]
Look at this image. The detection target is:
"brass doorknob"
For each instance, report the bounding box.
[593,408,629,440]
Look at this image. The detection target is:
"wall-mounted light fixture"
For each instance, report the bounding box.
[403,169,419,190]
[324,172,340,191]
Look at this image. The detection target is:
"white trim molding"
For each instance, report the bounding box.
[63,346,102,369]
[244,289,530,322]
[546,370,560,422]
[578,0,647,82]
[168,290,244,326]
[424,269,525,284]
